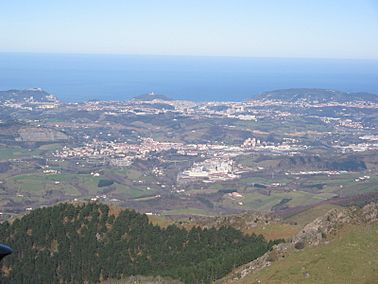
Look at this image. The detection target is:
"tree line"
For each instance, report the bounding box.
[0,203,282,283]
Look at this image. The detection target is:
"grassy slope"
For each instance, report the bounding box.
[236,223,378,284]
[242,223,299,241]
[147,215,173,228]
[244,204,342,240]
[284,204,342,226]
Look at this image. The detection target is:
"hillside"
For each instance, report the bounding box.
[219,202,378,284]
[0,88,58,103]
[1,202,377,284]
[0,203,280,284]
[256,88,378,103]
[183,204,344,242]
[236,223,378,284]
[277,155,367,172]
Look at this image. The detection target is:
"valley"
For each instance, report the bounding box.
[0,88,378,219]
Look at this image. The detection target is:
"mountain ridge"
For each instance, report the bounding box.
[2,88,378,103]
[255,88,378,103]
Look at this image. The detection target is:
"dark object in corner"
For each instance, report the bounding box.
[0,243,13,261]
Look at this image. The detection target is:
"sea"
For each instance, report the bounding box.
[0,53,377,102]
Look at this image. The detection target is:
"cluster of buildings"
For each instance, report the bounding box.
[335,142,378,153]
[248,97,378,110]
[1,90,59,111]
[180,158,241,182]
[54,138,183,164]
[355,175,370,182]
[242,137,262,148]
[337,119,364,129]
[55,137,247,166]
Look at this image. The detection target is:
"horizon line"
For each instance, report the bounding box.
[1,51,378,61]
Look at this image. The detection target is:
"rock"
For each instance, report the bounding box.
[361,203,378,222]
[294,241,305,250]
[226,202,378,283]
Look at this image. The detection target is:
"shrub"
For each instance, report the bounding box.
[98,179,114,187]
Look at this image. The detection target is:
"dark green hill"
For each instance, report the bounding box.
[277,155,367,171]
[0,203,280,284]
[256,88,378,103]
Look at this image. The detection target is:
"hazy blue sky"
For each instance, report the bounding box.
[1,0,378,58]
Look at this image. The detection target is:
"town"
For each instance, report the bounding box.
[0,88,377,217]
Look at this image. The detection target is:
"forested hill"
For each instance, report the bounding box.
[0,203,281,284]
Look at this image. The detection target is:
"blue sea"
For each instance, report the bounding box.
[0,53,377,102]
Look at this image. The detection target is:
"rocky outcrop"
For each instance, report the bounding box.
[192,211,280,231]
[360,202,378,223]
[223,203,378,283]
[292,203,378,247]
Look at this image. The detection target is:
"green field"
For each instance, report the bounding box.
[112,184,157,199]
[8,171,157,200]
[0,143,64,161]
[0,147,41,161]
[10,174,83,196]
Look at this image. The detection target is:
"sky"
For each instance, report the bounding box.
[1,0,378,59]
